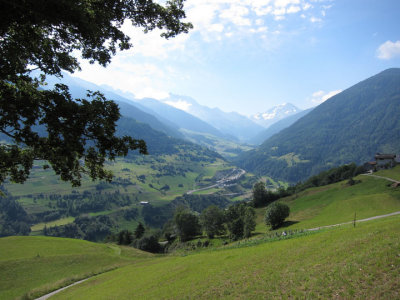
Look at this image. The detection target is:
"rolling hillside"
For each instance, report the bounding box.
[237,68,400,183]
[0,236,152,299]
[2,167,399,299]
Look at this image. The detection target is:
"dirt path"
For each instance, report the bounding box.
[361,173,400,183]
[308,211,400,231]
[35,278,90,300]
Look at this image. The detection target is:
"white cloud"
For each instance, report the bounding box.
[183,0,325,42]
[71,58,171,100]
[273,7,286,16]
[377,40,400,60]
[220,5,251,26]
[310,16,322,23]
[287,6,301,14]
[274,0,300,8]
[311,89,342,104]
[120,24,190,59]
[70,0,332,101]
[164,100,193,111]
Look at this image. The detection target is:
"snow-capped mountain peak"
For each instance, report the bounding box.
[251,103,301,128]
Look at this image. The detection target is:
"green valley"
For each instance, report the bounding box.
[1,166,399,299]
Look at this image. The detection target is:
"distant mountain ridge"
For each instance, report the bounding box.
[237,68,400,183]
[163,94,265,142]
[250,108,314,145]
[134,97,230,140]
[251,103,302,128]
[42,73,184,140]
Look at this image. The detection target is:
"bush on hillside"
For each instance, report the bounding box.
[264,202,290,230]
[133,235,161,253]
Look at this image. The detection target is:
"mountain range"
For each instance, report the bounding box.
[251,103,302,128]
[236,68,400,183]
[28,68,400,185]
[161,94,265,142]
[250,108,313,145]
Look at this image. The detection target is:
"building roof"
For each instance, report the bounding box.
[375,153,396,160]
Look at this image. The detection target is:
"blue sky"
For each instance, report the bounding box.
[72,0,400,116]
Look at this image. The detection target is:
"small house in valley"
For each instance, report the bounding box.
[363,161,377,172]
[374,153,397,169]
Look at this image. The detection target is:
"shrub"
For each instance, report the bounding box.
[264,202,290,230]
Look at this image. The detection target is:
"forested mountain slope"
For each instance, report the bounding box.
[250,108,313,145]
[42,73,184,139]
[237,68,400,183]
[135,98,230,140]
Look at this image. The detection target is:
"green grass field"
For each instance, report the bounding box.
[283,174,400,230]
[2,166,400,299]
[253,170,400,233]
[0,236,153,300]
[50,215,400,299]
[31,217,75,232]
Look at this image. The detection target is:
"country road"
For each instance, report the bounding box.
[35,278,90,300]
[186,168,246,195]
[361,173,400,184]
[308,211,400,231]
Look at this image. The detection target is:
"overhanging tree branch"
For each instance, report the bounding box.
[0,0,192,186]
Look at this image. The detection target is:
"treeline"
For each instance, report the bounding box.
[0,187,31,236]
[253,163,365,208]
[141,194,231,228]
[163,203,255,244]
[44,215,115,241]
[114,202,257,254]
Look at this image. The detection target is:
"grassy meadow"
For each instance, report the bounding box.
[0,236,153,300]
[1,167,400,299]
[50,215,399,299]
[254,170,400,233]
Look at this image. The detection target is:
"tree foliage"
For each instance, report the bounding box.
[264,202,290,230]
[134,222,145,239]
[199,205,225,239]
[173,206,201,242]
[225,203,256,240]
[252,181,290,208]
[0,0,192,186]
[252,182,267,208]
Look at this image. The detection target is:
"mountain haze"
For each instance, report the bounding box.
[250,108,314,145]
[237,68,400,183]
[134,98,229,140]
[42,73,184,139]
[251,103,302,128]
[165,94,265,142]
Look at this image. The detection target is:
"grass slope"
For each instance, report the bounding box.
[254,169,400,233]
[52,215,399,299]
[0,236,152,299]
[283,174,400,230]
